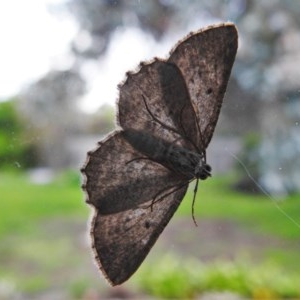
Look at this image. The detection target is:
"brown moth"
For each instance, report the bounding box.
[81,23,238,286]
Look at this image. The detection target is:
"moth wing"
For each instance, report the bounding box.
[81,131,187,285]
[82,131,185,212]
[91,188,186,286]
[168,23,238,149]
[118,60,199,150]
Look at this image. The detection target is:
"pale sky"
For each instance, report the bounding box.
[0,0,162,112]
[0,0,77,99]
[0,1,212,112]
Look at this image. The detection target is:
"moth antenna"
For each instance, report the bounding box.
[227,150,300,230]
[192,179,199,226]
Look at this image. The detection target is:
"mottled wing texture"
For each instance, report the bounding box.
[168,23,238,149]
[118,59,199,150]
[82,131,187,285]
[82,23,238,286]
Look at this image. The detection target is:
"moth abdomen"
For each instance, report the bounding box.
[122,129,170,162]
[122,129,209,179]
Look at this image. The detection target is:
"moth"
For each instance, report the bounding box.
[81,23,238,285]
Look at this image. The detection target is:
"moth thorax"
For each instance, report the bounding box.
[195,159,212,180]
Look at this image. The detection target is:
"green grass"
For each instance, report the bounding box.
[135,253,300,299]
[0,171,88,239]
[0,171,299,298]
[0,171,93,297]
[1,171,299,241]
[179,176,300,239]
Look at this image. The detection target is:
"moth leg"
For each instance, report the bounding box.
[140,180,190,211]
[178,103,201,153]
[146,175,199,226]
[142,95,181,136]
[142,94,203,154]
[178,103,188,137]
[125,156,151,165]
[174,95,206,158]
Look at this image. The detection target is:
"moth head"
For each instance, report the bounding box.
[195,160,212,180]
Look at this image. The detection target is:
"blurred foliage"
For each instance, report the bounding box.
[0,100,37,170]
[66,0,300,96]
[68,278,92,299]
[5,0,300,184]
[0,171,299,298]
[20,70,86,128]
[233,132,262,194]
[136,253,300,299]
[83,104,116,134]
[0,170,86,239]
[234,124,300,196]
[93,104,115,133]
[19,70,86,169]
[258,126,300,196]
[183,176,300,240]
[64,0,300,195]
[68,0,176,57]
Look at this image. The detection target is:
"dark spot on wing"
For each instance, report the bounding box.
[206,88,213,95]
[144,221,151,229]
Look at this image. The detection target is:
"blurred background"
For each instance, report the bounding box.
[1,0,300,299]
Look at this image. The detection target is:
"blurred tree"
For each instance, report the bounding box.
[234,1,300,195]
[68,0,176,57]
[0,100,37,170]
[88,104,115,134]
[14,0,300,193]
[19,70,86,169]
[66,0,248,58]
